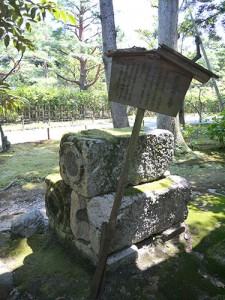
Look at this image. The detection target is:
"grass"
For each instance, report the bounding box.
[0,140,59,189]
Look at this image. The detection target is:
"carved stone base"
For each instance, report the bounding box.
[45,174,191,264]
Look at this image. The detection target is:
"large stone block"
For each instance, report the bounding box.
[59,128,174,198]
[70,175,191,257]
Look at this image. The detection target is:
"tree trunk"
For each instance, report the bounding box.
[99,0,129,128]
[157,0,189,153]
[0,124,10,152]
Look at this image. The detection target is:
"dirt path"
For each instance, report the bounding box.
[0,185,46,233]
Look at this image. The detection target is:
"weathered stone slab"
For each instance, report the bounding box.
[59,128,174,198]
[70,175,191,257]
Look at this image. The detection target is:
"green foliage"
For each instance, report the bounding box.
[207,108,225,145]
[184,80,220,115]
[0,0,76,53]
[12,85,108,115]
[181,0,225,40]
[135,15,158,49]
[0,86,29,115]
[181,123,220,150]
[0,0,76,127]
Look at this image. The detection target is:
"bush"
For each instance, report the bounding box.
[13,85,108,117]
[14,86,76,107]
[207,108,225,146]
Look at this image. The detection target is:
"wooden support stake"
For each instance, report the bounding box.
[89,108,145,300]
[47,127,50,140]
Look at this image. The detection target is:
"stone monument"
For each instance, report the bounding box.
[45,45,217,275]
[45,127,191,265]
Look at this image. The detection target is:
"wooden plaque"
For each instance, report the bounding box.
[109,55,192,117]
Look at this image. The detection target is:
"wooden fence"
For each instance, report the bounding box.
[0,104,110,124]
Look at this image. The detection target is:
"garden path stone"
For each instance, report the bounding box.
[11,208,47,238]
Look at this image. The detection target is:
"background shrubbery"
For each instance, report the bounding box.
[4,86,109,121]
[207,108,225,146]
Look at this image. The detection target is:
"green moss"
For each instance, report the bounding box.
[13,233,91,299]
[206,239,225,276]
[45,173,62,184]
[22,182,44,190]
[63,127,149,144]
[187,195,225,249]
[4,238,33,270]
[0,141,59,188]
[124,177,174,196]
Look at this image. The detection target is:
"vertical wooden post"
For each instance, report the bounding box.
[47,127,50,140]
[89,108,145,300]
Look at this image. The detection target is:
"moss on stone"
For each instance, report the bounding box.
[124,177,174,196]
[45,173,62,185]
[62,127,149,144]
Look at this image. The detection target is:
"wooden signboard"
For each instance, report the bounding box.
[107,45,218,117]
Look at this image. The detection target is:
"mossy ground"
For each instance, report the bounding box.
[0,128,225,299]
[0,140,60,190]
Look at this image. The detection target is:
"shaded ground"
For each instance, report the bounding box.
[0,139,225,299]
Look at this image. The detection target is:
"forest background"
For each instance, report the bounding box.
[0,0,225,144]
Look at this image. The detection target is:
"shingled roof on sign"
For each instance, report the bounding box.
[106,45,218,117]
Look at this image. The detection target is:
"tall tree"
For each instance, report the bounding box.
[184,0,225,39]
[180,0,224,110]
[0,0,73,151]
[99,0,129,128]
[157,0,189,153]
[55,0,103,91]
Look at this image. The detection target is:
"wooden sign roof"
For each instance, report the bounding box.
[106,45,218,117]
[157,44,218,83]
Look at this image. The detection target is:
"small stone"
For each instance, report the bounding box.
[11,209,46,238]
